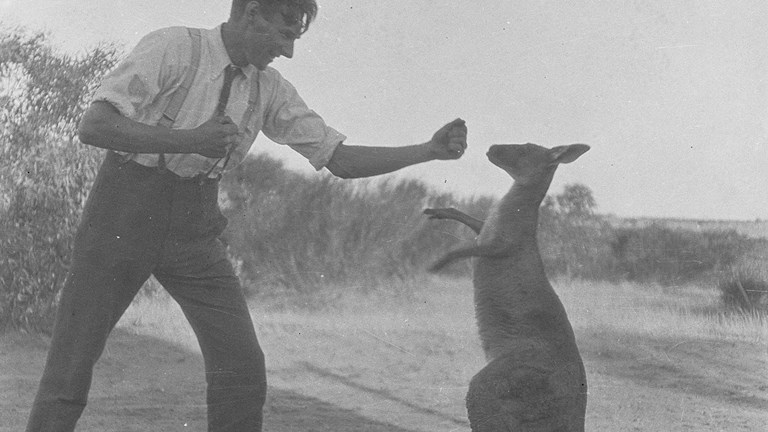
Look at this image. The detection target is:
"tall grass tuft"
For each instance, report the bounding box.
[717,250,768,315]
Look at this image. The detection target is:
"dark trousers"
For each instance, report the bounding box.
[26,152,266,431]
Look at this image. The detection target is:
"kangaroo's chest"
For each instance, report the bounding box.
[476,205,506,245]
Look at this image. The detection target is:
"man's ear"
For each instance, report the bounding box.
[244,1,263,21]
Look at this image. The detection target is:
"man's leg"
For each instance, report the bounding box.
[156,234,266,432]
[26,152,165,431]
[25,259,150,431]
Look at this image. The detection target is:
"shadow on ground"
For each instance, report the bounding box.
[1,330,418,432]
[298,361,468,429]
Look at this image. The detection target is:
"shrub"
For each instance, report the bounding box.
[537,186,617,280]
[219,153,490,294]
[717,240,768,314]
[537,185,758,285]
[717,263,768,314]
[0,29,118,332]
[607,224,752,285]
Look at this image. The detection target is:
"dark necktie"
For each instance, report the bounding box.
[202,65,239,179]
[216,65,238,116]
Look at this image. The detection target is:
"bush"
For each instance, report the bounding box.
[538,197,611,280]
[536,185,757,286]
[0,29,118,332]
[219,153,490,294]
[717,264,768,314]
[607,224,752,285]
[717,241,768,314]
[535,185,623,280]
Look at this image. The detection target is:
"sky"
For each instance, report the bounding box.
[2,0,766,221]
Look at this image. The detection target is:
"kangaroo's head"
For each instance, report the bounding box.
[487,143,590,187]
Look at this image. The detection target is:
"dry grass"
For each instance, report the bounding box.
[556,279,767,343]
[115,276,767,431]
[120,276,767,379]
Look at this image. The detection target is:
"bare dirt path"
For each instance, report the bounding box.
[1,330,418,432]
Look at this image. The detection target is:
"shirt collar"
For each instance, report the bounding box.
[209,24,257,79]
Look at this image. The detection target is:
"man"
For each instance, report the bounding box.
[26,0,467,430]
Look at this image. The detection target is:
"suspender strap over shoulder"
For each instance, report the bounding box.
[156,27,202,170]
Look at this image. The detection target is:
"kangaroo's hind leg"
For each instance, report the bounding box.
[466,354,586,432]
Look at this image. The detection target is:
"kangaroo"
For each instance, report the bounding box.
[425,143,590,432]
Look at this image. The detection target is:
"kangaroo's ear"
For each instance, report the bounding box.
[548,144,590,165]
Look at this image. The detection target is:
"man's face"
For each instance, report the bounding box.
[243,8,303,70]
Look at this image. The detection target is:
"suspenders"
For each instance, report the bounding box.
[155,27,202,171]
[152,27,261,176]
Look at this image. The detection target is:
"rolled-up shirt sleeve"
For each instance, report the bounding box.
[261,72,346,170]
[92,27,189,120]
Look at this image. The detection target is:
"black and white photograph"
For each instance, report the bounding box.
[1,1,766,431]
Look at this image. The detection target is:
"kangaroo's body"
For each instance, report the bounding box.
[425,143,590,432]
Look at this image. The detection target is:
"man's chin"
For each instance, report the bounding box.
[256,57,275,70]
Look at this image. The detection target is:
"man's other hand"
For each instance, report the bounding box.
[193,115,240,158]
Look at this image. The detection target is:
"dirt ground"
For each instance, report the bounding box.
[2,278,767,431]
[1,330,422,432]
[3,325,766,431]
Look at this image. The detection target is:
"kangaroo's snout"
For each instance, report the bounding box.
[486,144,519,172]
[487,143,546,179]
[486,144,516,159]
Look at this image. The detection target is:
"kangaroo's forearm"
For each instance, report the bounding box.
[430,242,515,272]
[424,208,484,234]
[446,211,484,234]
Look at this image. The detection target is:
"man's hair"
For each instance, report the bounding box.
[231,0,318,34]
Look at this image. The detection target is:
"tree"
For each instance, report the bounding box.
[0,28,119,332]
[537,183,611,279]
[556,183,597,219]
